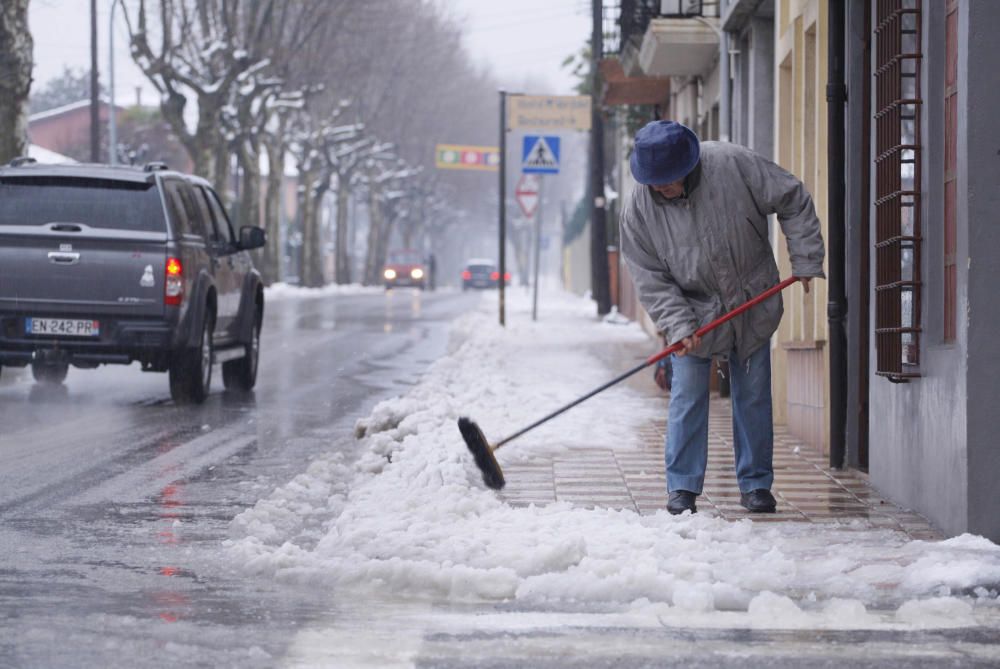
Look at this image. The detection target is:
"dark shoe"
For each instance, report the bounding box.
[740,489,777,513]
[667,490,698,515]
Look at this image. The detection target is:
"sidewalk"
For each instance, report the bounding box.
[229,290,1000,666]
[501,359,941,541]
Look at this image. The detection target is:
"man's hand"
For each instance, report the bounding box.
[798,277,811,294]
[675,334,702,358]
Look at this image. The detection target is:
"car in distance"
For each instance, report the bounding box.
[383,249,427,289]
[461,259,511,290]
[0,158,267,404]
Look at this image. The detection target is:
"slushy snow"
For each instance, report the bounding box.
[228,288,1000,631]
[264,282,385,301]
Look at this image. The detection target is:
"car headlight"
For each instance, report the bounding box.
[410,268,424,280]
[384,269,397,280]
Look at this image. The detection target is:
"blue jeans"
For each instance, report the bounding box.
[665,344,774,495]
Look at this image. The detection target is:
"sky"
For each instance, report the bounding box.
[27,0,592,110]
[29,0,152,108]
[442,0,592,94]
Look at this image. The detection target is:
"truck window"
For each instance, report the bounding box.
[163,179,209,240]
[0,177,166,233]
[186,185,217,244]
[198,186,235,245]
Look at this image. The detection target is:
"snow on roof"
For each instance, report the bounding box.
[28,98,123,123]
[28,99,94,122]
[27,144,77,164]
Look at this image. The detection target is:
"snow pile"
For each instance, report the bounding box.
[228,288,1000,630]
[264,282,385,301]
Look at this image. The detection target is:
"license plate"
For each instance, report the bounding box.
[25,317,101,337]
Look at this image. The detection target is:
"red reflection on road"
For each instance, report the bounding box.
[151,455,190,623]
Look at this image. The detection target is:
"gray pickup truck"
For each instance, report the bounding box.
[0,159,266,403]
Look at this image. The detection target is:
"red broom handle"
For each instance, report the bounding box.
[644,276,799,366]
[491,277,798,449]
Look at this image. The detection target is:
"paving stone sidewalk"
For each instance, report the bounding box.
[500,382,941,541]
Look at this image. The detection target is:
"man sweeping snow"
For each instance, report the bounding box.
[620,121,825,515]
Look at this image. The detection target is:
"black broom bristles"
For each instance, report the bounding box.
[458,417,505,490]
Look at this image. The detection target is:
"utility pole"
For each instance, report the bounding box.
[532,177,543,321]
[827,0,847,469]
[108,0,121,165]
[590,0,611,315]
[90,0,100,163]
[498,90,508,326]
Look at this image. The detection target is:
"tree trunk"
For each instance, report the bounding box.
[261,137,285,285]
[300,176,329,288]
[400,220,415,251]
[363,189,382,286]
[0,0,33,164]
[239,137,263,271]
[212,133,232,205]
[334,180,352,284]
[297,169,315,286]
[376,212,397,280]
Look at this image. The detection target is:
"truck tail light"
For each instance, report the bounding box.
[165,257,183,306]
[461,270,472,280]
[490,271,500,280]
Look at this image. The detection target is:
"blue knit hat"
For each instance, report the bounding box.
[629,121,701,186]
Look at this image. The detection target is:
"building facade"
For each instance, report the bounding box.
[845,0,1000,540]
[770,0,830,451]
[605,0,1000,541]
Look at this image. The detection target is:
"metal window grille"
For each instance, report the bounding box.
[943,0,958,342]
[874,0,922,381]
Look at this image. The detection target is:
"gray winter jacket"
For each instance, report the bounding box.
[619,141,825,361]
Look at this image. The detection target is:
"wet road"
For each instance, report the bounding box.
[0,288,476,668]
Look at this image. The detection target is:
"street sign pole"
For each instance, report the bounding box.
[590,0,611,316]
[498,90,507,327]
[532,176,543,321]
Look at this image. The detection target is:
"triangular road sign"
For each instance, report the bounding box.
[515,174,540,218]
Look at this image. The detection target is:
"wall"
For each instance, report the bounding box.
[28,102,114,157]
[730,12,775,156]
[958,0,1000,540]
[867,0,971,537]
[772,0,830,452]
[562,221,592,297]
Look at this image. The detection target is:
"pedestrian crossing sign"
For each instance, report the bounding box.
[521,135,560,174]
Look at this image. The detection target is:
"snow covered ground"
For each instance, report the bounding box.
[264,282,387,301]
[227,288,1000,635]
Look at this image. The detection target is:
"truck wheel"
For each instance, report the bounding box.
[170,311,214,404]
[31,362,69,384]
[222,314,260,392]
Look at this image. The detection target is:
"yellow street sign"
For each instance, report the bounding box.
[435,144,500,171]
[507,95,592,131]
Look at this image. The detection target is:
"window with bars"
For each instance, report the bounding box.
[944,0,958,342]
[874,0,922,381]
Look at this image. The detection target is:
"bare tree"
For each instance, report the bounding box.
[327,138,397,284]
[0,0,33,164]
[289,106,367,288]
[225,1,349,283]
[357,158,422,285]
[124,0,276,194]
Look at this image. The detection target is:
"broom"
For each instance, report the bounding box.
[459,277,798,489]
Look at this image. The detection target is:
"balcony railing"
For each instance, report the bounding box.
[618,1,714,55]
